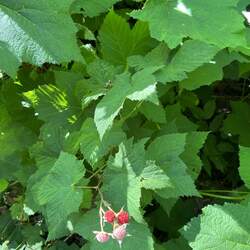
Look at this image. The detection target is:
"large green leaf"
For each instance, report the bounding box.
[99,11,154,66]
[0,0,82,77]
[32,152,84,239]
[181,203,250,249]
[94,68,158,138]
[102,138,170,222]
[130,0,246,49]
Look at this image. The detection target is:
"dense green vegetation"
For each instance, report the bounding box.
[1,0,250,249]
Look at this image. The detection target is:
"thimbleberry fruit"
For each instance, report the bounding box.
[112,224,127,241]
[117,210,129,225]
[94,231,110,243]
[104,210,116,223]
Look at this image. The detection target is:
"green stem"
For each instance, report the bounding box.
[119,101,143,123]
[74,185,97,190]
[87,163,107,180]
[199,189,250,194]
[199,191,248,200]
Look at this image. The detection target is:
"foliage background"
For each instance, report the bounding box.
[1,0,250,249]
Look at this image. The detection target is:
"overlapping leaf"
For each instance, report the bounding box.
[181,203,250,249]
[0,0,82,77]
[94,67,159,138]
[131,0,246,49]
[31,152,84,239]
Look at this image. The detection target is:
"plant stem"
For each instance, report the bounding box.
[87,163,107,180]
[74,185,98,189]
[199,191,248,200]
[199,189,250,194]
[119,101,143,123]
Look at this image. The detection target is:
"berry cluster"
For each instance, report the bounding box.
[93,207,130,247]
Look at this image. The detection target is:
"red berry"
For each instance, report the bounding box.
[117,211,129,225]
[104,210,116,223]
[112,224,127,240]
[94,231,110,243]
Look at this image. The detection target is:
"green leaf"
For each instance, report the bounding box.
[141,161,170,190]
[0,179,8,192]
[99,11,154,66]
[0,0,82,77]
[24,71,82,126]
[94,68,158,138]
[181,203,250,249]
[0,104,35,180]
[223,101,250,146]
[86,58,120,85]
[147,133,199,198]
[127,43,170,70]
[160,104,197,134]
[179,50,249,90]
[156,40,219,83]
[130,0,246,49]
[71,0,120,17]
[32,152,84,239]
[163,237,191,250]
[239,146,250,189]
[181,132,208,179]
[0,42,20,77]
[139,102,166,124]
[66,118,126,166]
[102,140,145,222]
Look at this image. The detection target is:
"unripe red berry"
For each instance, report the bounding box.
[117,211,129,225]
[95,231,110,243]
[112,224,127,241]
[104,210,116,223]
